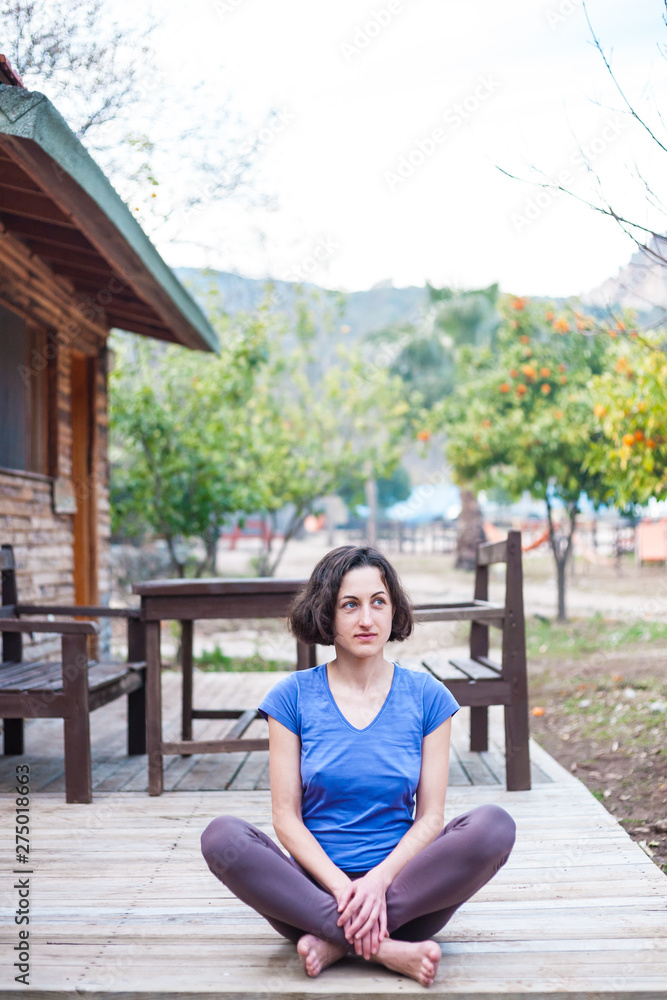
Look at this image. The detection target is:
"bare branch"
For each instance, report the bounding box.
[582,0,667,155]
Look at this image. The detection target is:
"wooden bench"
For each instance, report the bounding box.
[0,544,146,803]
[412,530,530,790]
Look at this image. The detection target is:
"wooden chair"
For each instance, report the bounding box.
[0,544,146,803]
[412,530,531,790]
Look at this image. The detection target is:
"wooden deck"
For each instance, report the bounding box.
[1,671,666,997]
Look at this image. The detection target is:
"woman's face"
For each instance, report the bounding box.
[332,564,394,659]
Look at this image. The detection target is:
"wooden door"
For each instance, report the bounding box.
[71,353,98,612]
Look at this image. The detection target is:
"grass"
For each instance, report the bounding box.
[193,644,293,672]
[525,611,667,660]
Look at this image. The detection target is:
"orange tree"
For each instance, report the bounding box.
[586,326,667,506]
[434,295,612,620]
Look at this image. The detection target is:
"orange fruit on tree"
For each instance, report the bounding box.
[513,296,527,310]
[593,403,606,417]
[647,438,656,449]
[541,383,551,394]
[499,382,510,393]
[417,430,431,441]
[622,433,635,447]
[516,383,527,396]
[522,364,537,379]
[540,367,551,377]
[509,368,519,378]
[545,310,554,321]
[634,430,644,442]
[520,334,530,344]
[553,317,569,333]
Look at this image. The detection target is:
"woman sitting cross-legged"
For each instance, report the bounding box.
[201,545,516,988]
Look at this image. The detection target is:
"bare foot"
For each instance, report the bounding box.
[297,934,347,977]
[370,938,441,987]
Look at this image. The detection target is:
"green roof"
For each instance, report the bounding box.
[0,85,218,352]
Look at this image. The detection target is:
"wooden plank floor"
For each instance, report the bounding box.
[1,672,666,998]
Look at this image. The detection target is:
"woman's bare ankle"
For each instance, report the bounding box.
[297,933,347,977]
[369,937,441,987]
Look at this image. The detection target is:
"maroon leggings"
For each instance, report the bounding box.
[201,804,515,950]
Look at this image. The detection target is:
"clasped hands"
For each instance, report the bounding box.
[335,870,390,960]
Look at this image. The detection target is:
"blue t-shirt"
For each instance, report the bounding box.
[257,662,459,871]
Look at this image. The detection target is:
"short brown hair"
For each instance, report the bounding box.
[289,545,414,646]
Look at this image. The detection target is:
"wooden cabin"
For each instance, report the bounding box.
[0,59,217,658]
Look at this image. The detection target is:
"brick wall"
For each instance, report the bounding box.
[0,230,111,660]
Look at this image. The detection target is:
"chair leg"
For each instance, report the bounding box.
[127,617,147,755]
[181,620,193,746]
[128,669,146,755]
[504,700,531,791]
[3,718,24,755]
[146,621,164,796]
[62,634,92,804]
[470,706,488,752]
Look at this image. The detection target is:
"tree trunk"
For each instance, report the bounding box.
[556,555,567,622]
[365,478,378,546]
[545,497,577,622]
[164,535,186,578]
[257,510,308,577]
[455,489,485,570]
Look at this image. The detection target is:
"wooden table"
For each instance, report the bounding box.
[133,577,316,795]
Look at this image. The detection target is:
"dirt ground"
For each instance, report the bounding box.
[113,534,667,875]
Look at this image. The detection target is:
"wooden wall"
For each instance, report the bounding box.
[0,227,112,659]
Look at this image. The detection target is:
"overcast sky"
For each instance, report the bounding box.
[136,0,667,298]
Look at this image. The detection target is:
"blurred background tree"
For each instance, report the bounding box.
[110,292,413,577]
[587,327,667,505]
[109,307,268,577]
[435,294,614,620]
[375,283,501,568]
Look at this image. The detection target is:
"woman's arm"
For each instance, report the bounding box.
[267,715,351,898]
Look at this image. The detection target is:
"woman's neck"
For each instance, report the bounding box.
[327,647,393,693]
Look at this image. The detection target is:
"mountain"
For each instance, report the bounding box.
[176,240,667,350]
[581,236,667,325]
[174,267,427,341]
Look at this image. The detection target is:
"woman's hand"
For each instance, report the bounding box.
[336,871,389,960]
